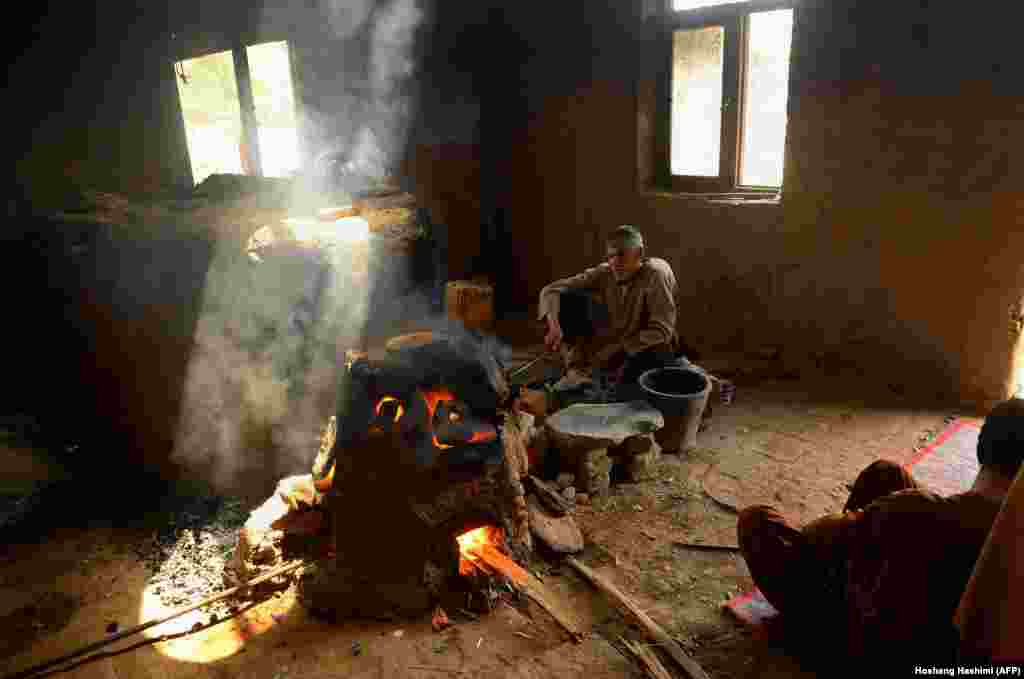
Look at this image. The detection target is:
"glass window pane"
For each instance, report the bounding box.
[247,41,301,179]
[673,0,745,10]
[671,26,724,177]
[740,8,794,187]
[174,50,244,185]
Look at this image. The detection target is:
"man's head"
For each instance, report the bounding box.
[977,398,1024,481]
[606,225,645,279]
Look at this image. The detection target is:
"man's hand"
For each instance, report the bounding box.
[544,317,564,353]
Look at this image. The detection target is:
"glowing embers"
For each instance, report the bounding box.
[456,525,505,576]
[312,415,338,494]
[368,394,407,436]
[374,395,405,422]
[423,388,499,450]
[420,386,456,450]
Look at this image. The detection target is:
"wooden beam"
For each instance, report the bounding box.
[566,556,711,679]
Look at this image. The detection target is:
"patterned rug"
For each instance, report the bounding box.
[724,418,982,629]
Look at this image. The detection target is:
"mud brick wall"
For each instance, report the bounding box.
[10,0,1024,417]
[487,0,1024,407]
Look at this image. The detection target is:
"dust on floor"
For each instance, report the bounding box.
[0,378,960,679]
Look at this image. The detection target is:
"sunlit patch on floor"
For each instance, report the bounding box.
[139,586,296,662]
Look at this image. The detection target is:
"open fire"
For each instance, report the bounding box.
[370,388,500,451]
[456,525,504,576]
[374,395,405,423]
[291,334,534,621]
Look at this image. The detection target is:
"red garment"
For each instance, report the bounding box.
[738,460,1002,661]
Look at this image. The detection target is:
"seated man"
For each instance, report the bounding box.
[537,224,680,393]
[737,398,1024,667]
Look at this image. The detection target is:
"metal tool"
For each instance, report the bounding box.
[506,354,547,382]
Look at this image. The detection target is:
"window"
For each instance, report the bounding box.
[659,1,794,193]
[246,41,301,179]
[175,50,245,185]
[175,41,301,185]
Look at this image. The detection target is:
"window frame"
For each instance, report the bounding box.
[172,38,300,184]
[652,0,795,195]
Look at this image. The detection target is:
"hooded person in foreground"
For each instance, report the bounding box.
[737,398,1024,667]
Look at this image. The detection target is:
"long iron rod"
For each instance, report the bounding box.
[3,559,308,679]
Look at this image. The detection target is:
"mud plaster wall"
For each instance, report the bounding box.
[11,0,485,280]
[491,0,1024,408]
[10,5,191,204]
[6,0,490,482]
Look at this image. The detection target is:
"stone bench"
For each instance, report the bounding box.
[544,401,664,496]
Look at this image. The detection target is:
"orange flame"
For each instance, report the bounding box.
[421,388,498,449]
[374,396,405,422]
[468,429,497,444]
[421,387,456,450]
[456,526,504,576]
[313,463,335,493]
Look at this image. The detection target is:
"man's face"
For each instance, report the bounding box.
[606,243,643,278]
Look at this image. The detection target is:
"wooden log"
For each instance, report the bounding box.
[620,637,674,679]
[566,556,710,679]
[469,544,584,643]
[502,416,532,552]
[503,414,531,480]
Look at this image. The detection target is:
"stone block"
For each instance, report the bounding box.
[577,448,612,497]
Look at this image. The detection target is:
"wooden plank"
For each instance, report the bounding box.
[470,545,584,643]
[566,556,711,679]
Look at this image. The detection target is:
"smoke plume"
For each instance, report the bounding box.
[171,0,443,496]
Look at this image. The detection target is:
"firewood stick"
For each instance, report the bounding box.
[507,355,546,381]
[469,545,583,644]
[2,559,308,679]
[671,541,741,553]
[566,556,710,679]
[406,667,465,675]
[25,597,268,679]
[620,637,674,679]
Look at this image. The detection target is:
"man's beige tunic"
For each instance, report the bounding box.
[536,258,677,356]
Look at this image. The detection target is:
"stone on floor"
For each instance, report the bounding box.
[527,494,584,554]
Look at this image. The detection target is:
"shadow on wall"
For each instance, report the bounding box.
[0,215,216,484]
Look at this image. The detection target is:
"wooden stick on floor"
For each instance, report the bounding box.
[566,556,711,679]
[620,636,674,679]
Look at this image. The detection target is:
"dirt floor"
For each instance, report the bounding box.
[0,335,977,678]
